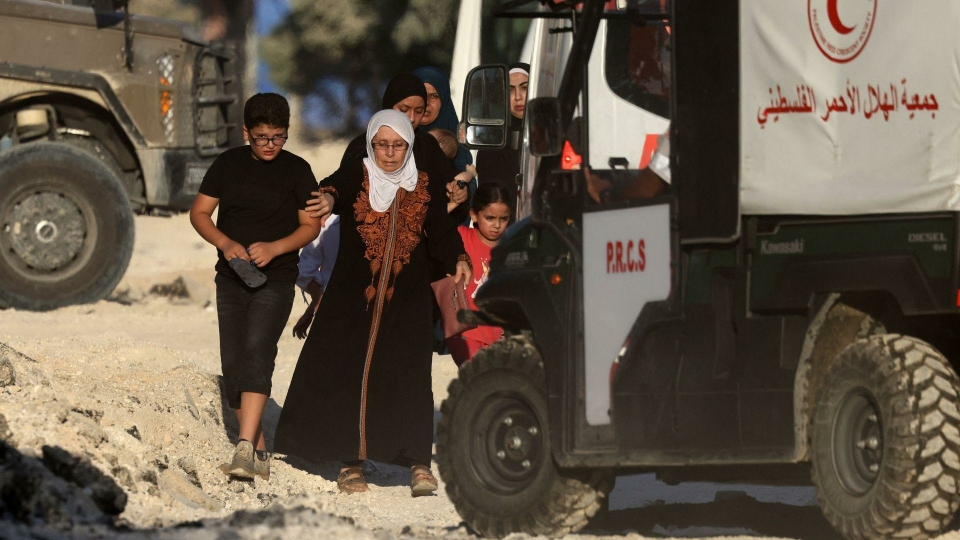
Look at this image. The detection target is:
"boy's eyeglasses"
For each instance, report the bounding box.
[251,136,288,147]
[372,141,408,152]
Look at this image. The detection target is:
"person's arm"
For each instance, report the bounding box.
[584,167,612,205]
[305,136,364,218]
[189,193,250,262]
[303,280,323,311]
[248,210,322,267]
[293,278,324,339]
[293,230,326,338]
[296,234,326,292]
[584,166,665,204]
[447,181,470,221]
[306,164,352,220]
[251,159,325,266]
[453,144,473,172]
[425,186,472,285]
[447,165,474,214]
[619,168,666,199]
[419,133,470,219]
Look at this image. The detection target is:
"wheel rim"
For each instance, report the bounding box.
[832,388,883,496]
[1,184,96,281]
[469,391,545,495]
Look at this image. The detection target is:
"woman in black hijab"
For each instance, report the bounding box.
[305,74,470,223]
[476,62,529,219]
[413,66,474,173]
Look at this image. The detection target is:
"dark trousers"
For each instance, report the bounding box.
[215,274,295,409]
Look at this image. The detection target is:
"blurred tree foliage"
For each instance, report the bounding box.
[262,0,459,134]
[480,3,530,66]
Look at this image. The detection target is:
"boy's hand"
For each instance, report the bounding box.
[248,242,280,267]
[219,239,251,262]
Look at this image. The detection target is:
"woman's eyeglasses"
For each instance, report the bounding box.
[372,141,408,152]
[251,136,288,147]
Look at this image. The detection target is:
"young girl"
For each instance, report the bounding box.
[446,184,512,366]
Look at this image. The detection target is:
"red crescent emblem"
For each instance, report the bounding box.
[827,0,856,35]
[808,0,876,63]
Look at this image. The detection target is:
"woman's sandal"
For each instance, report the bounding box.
[337,467,369,494]
[410,466,438,497]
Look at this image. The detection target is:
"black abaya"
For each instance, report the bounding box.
[274,158,466,467]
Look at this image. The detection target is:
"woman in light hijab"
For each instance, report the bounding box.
[328,73,471,223]
[274,110,471,496]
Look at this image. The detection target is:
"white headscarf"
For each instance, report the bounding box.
[364,109,418,212]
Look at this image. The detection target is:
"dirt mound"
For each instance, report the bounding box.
[0,437,126,528]
[0,341,406,538]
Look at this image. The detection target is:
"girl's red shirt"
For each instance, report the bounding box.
[457,225,504,346]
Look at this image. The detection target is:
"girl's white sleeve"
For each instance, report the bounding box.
[296,233,325,292]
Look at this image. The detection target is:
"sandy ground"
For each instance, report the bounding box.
[1,141,958,539]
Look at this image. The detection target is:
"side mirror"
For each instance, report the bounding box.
[526,97,563,157]
[459,64,509,149]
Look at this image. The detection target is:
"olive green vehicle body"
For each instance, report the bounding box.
[0,0,241,211]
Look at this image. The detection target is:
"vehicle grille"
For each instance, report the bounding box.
[194,42,242,157]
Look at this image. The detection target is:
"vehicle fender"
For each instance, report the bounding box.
[0,64,146,146]
[474,267,568,442]
[792,294,887,461]
[0,80,108,114]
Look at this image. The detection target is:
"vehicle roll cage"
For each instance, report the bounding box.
[493,0,670,25]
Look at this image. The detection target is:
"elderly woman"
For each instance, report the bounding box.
[274,110,471,496]
[328,73,471,223]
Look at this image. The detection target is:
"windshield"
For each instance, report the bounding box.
[604,18,671,118]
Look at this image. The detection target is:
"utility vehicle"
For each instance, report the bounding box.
[439,1,960,538]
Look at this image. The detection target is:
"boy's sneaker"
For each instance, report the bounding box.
[219,440,255,479]
[253,451,271,480]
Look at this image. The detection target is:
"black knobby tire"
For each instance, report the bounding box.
[437,336,612,538]
[0,142,134,310]
[811,334,960,539]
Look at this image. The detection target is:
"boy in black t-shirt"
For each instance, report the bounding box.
[189,93,320,481]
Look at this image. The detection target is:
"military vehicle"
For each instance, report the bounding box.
[441,0,960,538]
[0,0,242,310]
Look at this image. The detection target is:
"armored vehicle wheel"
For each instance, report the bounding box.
[437,336,612,538]
[0,142,134,310]
[811,334,960,539]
